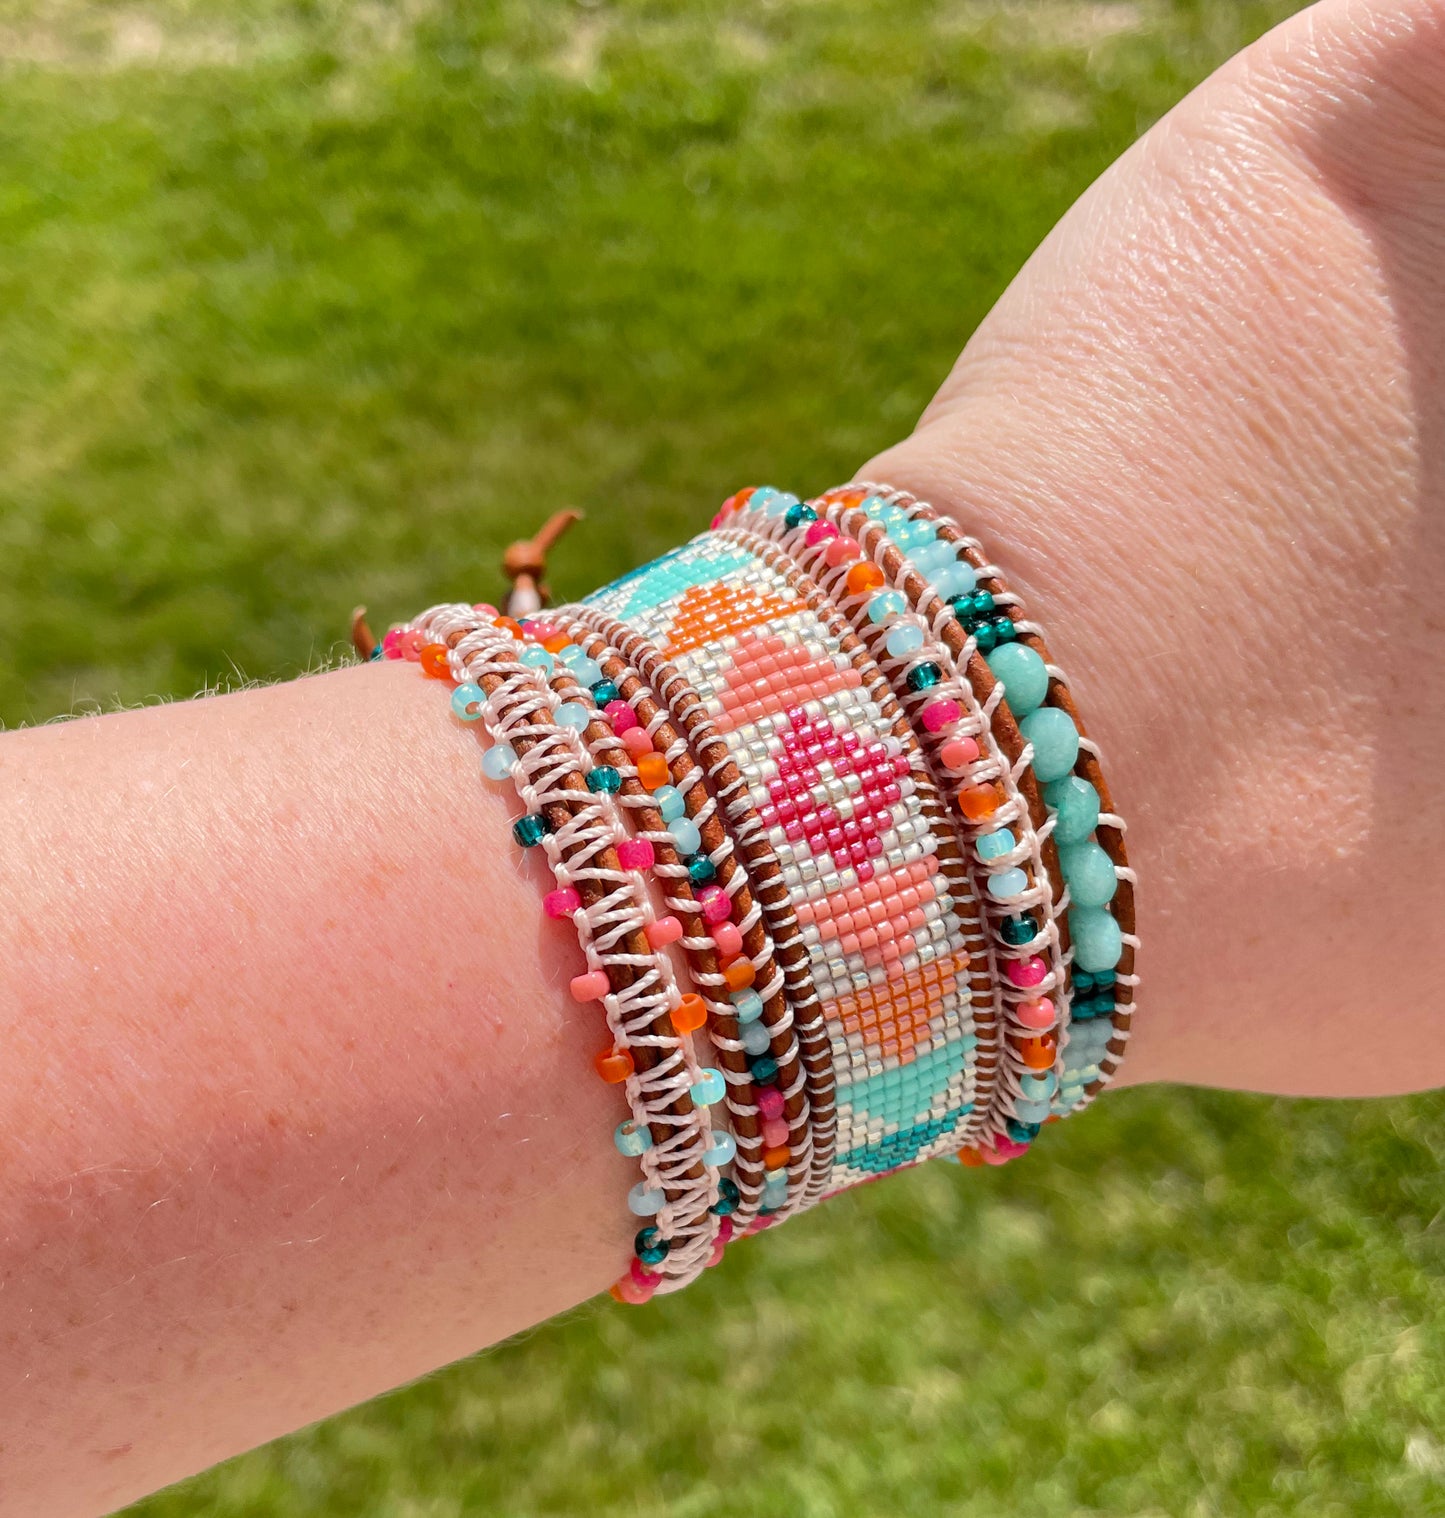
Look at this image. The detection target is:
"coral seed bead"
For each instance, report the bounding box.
[1017,997,1057,1031]
[646,915,684,948]
[671,993,707,1034]
[940,736,981,771]
[420,643,451,678]
[621,726,654,758]
[571,969,611,1003]
[710,921,743,958]
[957,782,1003,821]
[595,1047,635,1083]
[846,561,886,596]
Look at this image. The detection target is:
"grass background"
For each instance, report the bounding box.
[1,1,1442,1513]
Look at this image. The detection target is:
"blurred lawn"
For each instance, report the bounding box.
[2,1,1442,1514]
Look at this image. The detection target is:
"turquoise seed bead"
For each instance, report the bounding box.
[590,678,620,706]
[519,644,555,673]
[860,494,890,518]
[558,643,587,666]
[1059,841,1118,907]
[553,701,588,730]
[614,1119,652,1157]
[691,1068,726,1106]
[986,642,1049,717]
[512,813,549,848]
[1019,706,1080,783]
[986,867,1028,900]
[587,765,622,794]
[885,623,925,658]
[741,1020,772,1055]
[667,816,703,854]
[451,683,485,720]
[1071,905,1123,972]
[867,589,906,624]
[731,989,764,1023]
[1045,775,1101,844]
[687,856,717,885]
[911,540,954,573]
[933,560,979,599]
[976,828,1016,861]
[481,743,517,780]
[1020,1070,1058,1101]
[655,785,686,821]
[628,1183,666,1217]
[705,1130,738,1166]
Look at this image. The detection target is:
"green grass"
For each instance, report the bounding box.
[3,1,1442,1513]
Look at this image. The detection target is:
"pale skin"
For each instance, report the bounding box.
[2,0,1442,1511]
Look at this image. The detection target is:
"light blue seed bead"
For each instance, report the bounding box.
[554,701,589,730]
[933,559,979,599]
[741,1020,772,1055]
[451,683,485,721]
[628,1183,666,1217]
[481,742,517,780]
[986,867,1029,900]
[731,989,764,1024]
[762,1169,788,1195]
[519,644,555,673]
[1059,841,1118,907]
[705,1131,738,1166]
[571,658,604,687]
[667,816,703,855]
[986,642,1049,717]
[765,491,800,518]
[885,623,925,658]
[1019,1070,1059,1101]
[614,1119,652,1157]
[655,785,686,822]
[976,828,1016,861]
[1071,906,1123,972]
[558,642,588,666]
[867,589,906,624]
[748,486,780,513]
[691,1068,726,1106]
[1014,1098,1054,1124]
[1019,706,1080,783]
[1045,775,1101,844]
[912,540,955,573]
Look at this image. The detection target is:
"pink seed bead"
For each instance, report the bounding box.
[527,622,558,643]
[1017,997,1057,1031]
[604,699,638,733]
[399,628,425,660]
[940,735,981,771]
[646,915,684,948]
[762,1116,789,1147]
[710,921,743,958]
[613,1272,654,1304]
[804,520,839,547]
[921,698,962,733]
[569,969,610,1002]
[825,536,863,567]
[1007,956,1048,989]
[617,838,656,871]
[715,1215,735,1245]
[381,628,404,658]
[698,886,731,924]
[708,1236,727,1267]
[757,1086,785,1120]
[544,887,581,919]
[630,1257,663,1288]
[994,1136,1030,1160]
[980,1145,1012,1166]
[621,726,653,757]
[710,511,726,529]
[471,602,498,617]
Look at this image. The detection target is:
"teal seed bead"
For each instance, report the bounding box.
[450,683,485,721]
[976,828,1016,861]
[751,1054,780,1083]
[867,589,906,624]
[519,644,555,673]
[655,785,686,822]
[1045,775,1101,844]
[991,616,1016,644]
[691,1068,726,1106]
[933,559,978,599]
[687,855,717,885]
[512,813,549,848]
[885,623,925,658]
[1006,1118,1041,1144]
[614,1119,652,1157]
[711,1178,741,1215]
[586,766,622,794]
[731,989,764,1023]
[986,642,1049,716]
[1093,969,1117,988]
[986,867,1028,900]
[783,502,817,529]
[635,1227,670,1266]
[1059,841,1118,907]
[907,662,942,692]
[1000,913,1037,946]
[741,1020,772,1056]
[590,678,619,706]
[1072,969,1096,992]
[667,816,703,854]
[481,743,517,780]
[1071,905,1123,972]
[1019,706,1080,783]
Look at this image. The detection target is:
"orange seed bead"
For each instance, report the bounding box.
[542,633,570,653]
[763,1146,791,1171]
[594,1047,635,1083]
[845,561,885,596]
[956,782,1004,822]
[671,994,707,1034]
[493,615,524,638]
[721,957,756,992]
[637,752,670,791]
[420,642,451,679]
[1015,1033,1058,1070]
